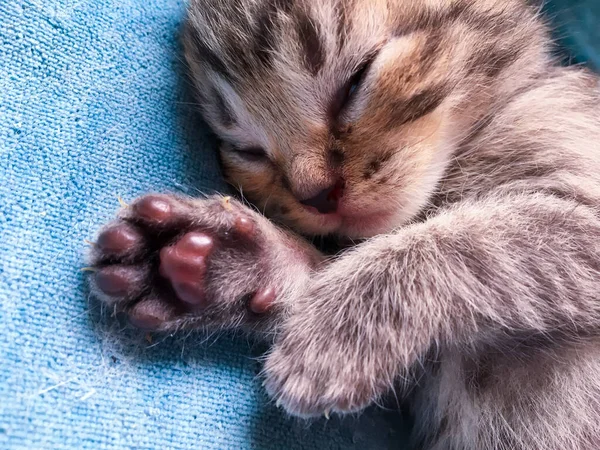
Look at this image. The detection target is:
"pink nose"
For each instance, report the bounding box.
[299,180,344,214]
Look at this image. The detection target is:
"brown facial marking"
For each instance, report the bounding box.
[464,11,516,35]
[363,158,383,180]
[396,1,511,37]
[186,24,233,82]
[468,46,524,78]
[253,1,281,68]
[330,148,344,168]
[296,11,325,75]
[335,0,350,50]
[417,31,443,75]
[252,0,297,70]
[280,174,292,192]
[465,358,494,396]
[363,151,394,180]
[394,4,458,35]
[387,85,448,128]
[376,174,392,186]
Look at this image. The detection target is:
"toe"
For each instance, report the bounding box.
[133,195,175,225]
[171,281,207,307]
[249,287,276,314]
[177,232,213,257]
[128,298,177,330]
[233,215,255,237]
[94,266,145,300]
[97,223,142,257]
[159,236,211,281]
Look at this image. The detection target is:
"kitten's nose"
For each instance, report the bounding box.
[299,180,344,214]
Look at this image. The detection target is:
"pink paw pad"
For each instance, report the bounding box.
[134,195,173,224]
[159,232,214,307]
[234,216,255,237]
[128,298,175,330]
[97,223,141,256]
[249,287,276,314]
[95,266,139,297]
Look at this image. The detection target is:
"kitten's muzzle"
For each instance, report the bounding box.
[299,179,344,215]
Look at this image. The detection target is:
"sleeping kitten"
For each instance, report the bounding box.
[88,0,600,448]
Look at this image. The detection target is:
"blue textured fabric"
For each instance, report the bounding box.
[2,0,599,448]
[0,1,408,449]
[545,0,600,70]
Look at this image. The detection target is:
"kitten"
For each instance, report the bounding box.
[88,0,600,448]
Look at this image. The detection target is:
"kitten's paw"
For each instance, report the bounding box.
[262,257,419,418]
[263,321,386,418]
[87,194,312,332]
[263,339,382,418]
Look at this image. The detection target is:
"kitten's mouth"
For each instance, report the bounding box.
[296,182,395,237]
[299,180,345,215]
[300,202,393,238]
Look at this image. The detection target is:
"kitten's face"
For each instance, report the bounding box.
[184,0,542,238]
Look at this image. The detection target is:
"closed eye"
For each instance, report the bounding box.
[231,146,268,162]
[328,53,378,121]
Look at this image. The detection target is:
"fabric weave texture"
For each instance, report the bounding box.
[0,1,403,448]
[1,0,598,449]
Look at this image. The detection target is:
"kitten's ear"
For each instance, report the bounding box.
[209,87,236,129]
[199,77,272,155]
[198,78,237,131]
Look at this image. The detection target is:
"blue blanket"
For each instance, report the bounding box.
[0,1,597,448]
[0,1,404,448]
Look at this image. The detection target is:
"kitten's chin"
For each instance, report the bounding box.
[338,208,417,238]
[291,208,406,239]
[282,189,433,237]
[338,214,399,238]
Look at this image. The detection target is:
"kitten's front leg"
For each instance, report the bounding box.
[88,194,322,338]
[264,193,600,417]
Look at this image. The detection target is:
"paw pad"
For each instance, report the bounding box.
[95,266,144,299]
[134,195,173,224]
[88,194,280,331]
[249,287,276,314]
[159,232,213,307]
[128,298,177,330]
[97,223,141,256]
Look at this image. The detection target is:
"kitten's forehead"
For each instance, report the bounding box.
[185,0,394,145]
[185,0,529,146]
[185,0,391,83]
[186,0,527,79]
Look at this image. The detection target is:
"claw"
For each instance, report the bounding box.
[221,196,232,211]
[324,410,330,420]
[80,267,97,272]
[117,195,129,208]
[83,239,96,247]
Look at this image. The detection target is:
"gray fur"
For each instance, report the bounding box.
[89,0,600,448]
